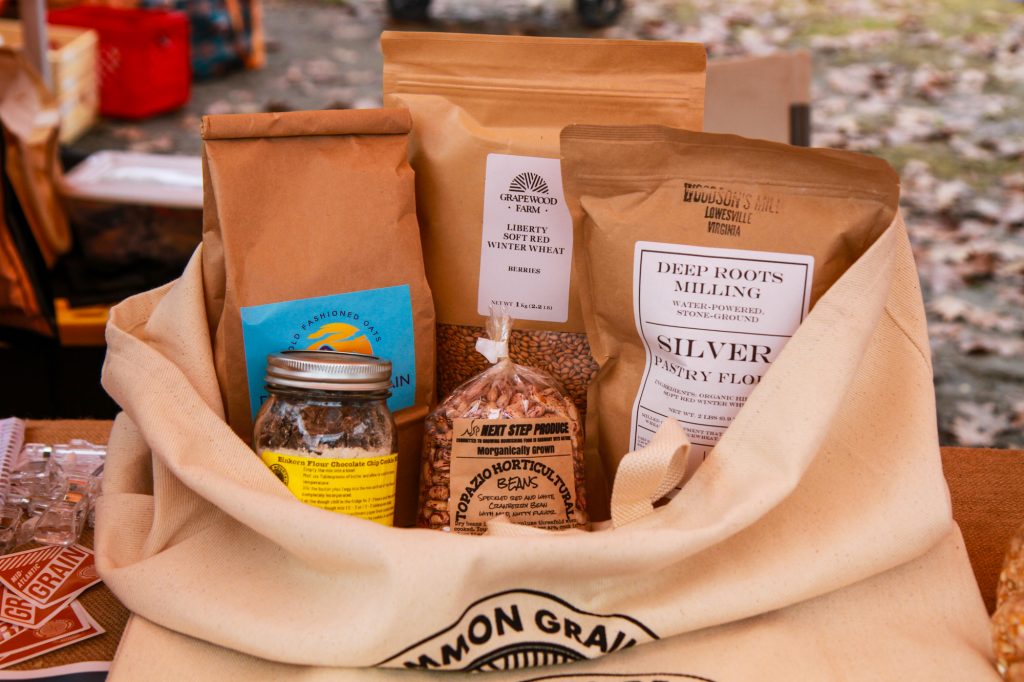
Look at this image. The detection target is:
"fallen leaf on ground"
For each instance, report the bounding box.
[951,402,1011,447]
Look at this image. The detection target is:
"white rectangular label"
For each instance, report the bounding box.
[477,154,573,322]
[631,242,814,467]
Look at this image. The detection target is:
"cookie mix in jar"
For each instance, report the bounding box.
[419,311,586,534]
[253,351,398,525]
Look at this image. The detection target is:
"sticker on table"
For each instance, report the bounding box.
[0,588,87,629]
[0,601,103,669]
[0,545,99,608]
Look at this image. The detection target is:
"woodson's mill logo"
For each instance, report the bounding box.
[501,172,558,215]
[379,590,657,672]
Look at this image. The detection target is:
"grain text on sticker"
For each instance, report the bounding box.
[0,592,32,623]
[24,545,89,604]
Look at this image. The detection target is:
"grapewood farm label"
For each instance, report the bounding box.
[380,590,657,671]
[478,154,573,323]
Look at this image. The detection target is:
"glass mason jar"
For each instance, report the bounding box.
[253,350,398,525]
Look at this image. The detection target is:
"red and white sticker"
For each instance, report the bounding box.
[0,588,84,630]
[0,545,99,608]
[0,601,89,658]
[0,601,103,669]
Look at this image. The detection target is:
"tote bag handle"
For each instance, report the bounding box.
[610,419,691,528]
[485,419,691,535]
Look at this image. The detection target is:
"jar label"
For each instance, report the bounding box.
[449,418,579,534]
[260,451,398,525]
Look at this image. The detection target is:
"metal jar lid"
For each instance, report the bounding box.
[264,351,392,392]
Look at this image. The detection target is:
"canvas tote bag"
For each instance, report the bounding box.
[96,212,997,680]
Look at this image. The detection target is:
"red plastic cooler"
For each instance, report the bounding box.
[49,7,191,119]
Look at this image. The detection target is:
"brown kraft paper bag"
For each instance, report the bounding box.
[562,125,900,520]
[201,108,435,524]
[382,32,706,413]
[0,48,70,268]
[97,206,996,680]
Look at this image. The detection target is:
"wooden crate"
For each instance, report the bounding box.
[0,19,99,143]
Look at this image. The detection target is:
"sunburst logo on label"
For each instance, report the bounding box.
[379,590,657,672]
[509,171,550,194]
[304,322,373,354]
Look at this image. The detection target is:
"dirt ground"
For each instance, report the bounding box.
[68,0,1024,448]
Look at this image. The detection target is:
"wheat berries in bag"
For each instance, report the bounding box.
[562,126,899,520]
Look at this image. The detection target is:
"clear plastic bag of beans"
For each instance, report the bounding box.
[418,311,587,534]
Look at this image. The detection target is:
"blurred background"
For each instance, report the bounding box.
[1,0,1022,449]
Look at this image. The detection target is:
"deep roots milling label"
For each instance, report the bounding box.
[379,590,657,671]
[631,242,813,470]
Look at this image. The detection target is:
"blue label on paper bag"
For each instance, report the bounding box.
[240,285,416,418]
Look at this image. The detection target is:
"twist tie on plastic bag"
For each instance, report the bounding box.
[475,338,508,364]
[476,306,513,365]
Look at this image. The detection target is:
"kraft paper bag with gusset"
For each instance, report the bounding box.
[382,33,707,470]
[201,107,436,441]
[96,196,996,678]
[199,108,435,525]
[561,125,902,519]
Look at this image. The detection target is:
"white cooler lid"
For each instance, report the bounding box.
[60,151,203,209]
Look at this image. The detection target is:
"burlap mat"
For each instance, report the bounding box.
[5,420,125,672]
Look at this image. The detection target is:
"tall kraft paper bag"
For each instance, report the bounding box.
[383,32,705,516]
[201,108,435,524]
[97,198,996,679]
